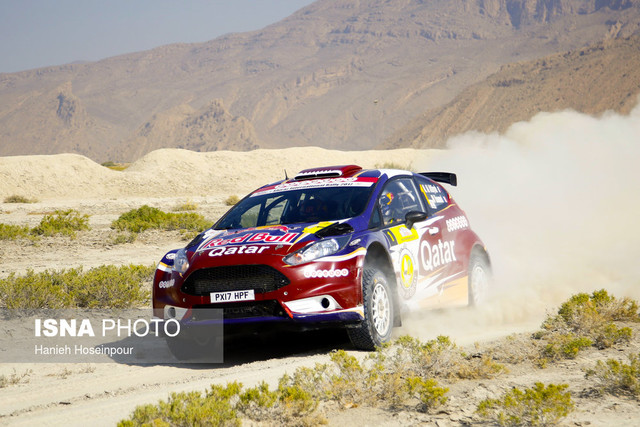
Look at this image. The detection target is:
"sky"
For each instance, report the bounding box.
[0,0,315,74]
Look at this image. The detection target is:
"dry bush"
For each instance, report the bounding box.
[586,353,640,398]
[3,195,37,203]
[535,290,638,362]
[225,195,240,206]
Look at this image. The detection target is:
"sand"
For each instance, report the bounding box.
[1,147,639,426]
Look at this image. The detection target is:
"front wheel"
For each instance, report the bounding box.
[347,267,395,350]
[165,329,220,362]
[468,249,491,306]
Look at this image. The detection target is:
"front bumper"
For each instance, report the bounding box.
[152,249,367,327]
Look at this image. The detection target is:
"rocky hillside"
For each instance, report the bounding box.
[384,36,640,148]
[1,0,639,162]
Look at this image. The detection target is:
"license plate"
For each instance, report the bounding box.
[210,289,255,303]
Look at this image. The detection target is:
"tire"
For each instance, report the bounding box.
[165,336,193,361]
[347,267,395,350]
[165,330,219,362]
[468,249,491,306]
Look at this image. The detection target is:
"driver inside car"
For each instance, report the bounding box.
[297,197,328,222]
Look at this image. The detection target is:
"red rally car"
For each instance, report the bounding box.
[153,165,490,352]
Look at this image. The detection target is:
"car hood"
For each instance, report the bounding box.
[184,221,356,268]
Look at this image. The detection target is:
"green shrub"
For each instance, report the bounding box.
[111,205,209,234]
[0,223,32,240]
[119,380,325,426]
[111,205,167,233]
[101,161,129,171]
[536,290,638,362]
[407,377,449,411]
[326,350,371,405]
[0,264,153,309]
[120,335,507,425]
[172,200,198,211]
[390,334,505,380]
[118,384,241,427]
[278,336,493,412]
[543,334,593,360]
[3,195,37,203]
[593,323,633,350]
[477,382,574,426]
[276,383,319,421]
[586,353,640,397]
[237,381,277,420]
[31,209,90,238]
[553,289,639,329]
[1,210,90,240]
[109,232,137,245]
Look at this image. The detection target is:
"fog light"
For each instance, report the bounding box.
[284,295,342,313]
[164,305,187,321]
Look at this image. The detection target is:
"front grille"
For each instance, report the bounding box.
[194,301,287,319]
[182,265,290,296]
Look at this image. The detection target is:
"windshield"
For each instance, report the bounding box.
[215,182,375,229]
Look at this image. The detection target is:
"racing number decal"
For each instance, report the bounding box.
[399,249,417,299]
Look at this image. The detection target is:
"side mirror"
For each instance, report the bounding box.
[405,211,428,229]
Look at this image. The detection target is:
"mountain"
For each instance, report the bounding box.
[1,0,639,162]
[384,36,640,149]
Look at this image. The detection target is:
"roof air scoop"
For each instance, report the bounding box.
[294,165,362,180]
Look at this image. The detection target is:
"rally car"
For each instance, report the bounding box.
[153,165,490,353]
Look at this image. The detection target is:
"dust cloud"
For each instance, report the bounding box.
[401,99,640,343]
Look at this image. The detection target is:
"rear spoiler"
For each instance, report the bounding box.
[419,172,457,187]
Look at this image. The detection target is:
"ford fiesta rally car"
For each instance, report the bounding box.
[153,165,490,353]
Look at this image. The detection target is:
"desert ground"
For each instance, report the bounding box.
[1,143,639,426]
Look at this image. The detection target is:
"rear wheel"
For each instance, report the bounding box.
[347,267,394,350]
[468,249,491,306]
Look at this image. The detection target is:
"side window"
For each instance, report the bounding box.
[378,178,423,227]
[369,205,382,229]
[416,176,450,214]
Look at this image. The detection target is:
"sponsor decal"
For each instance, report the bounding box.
[446,215,469,232]
[199,232,299,251]
[252,177,377,197]
[302,222,335,235]
[421,239,457,272]
[158,279,175,289]
[240,225,292,233]
[349,238,362,247]
[421,183,448,209]
[165,253,176,260]
[208,245,270,257]
[303,268,349,279]
[385,224,419,246]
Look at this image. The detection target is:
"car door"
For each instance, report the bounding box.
[376,177,427,304]
[414,176,468,307]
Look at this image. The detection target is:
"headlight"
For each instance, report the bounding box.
[173,248,189,274]
[284,236,349,266]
